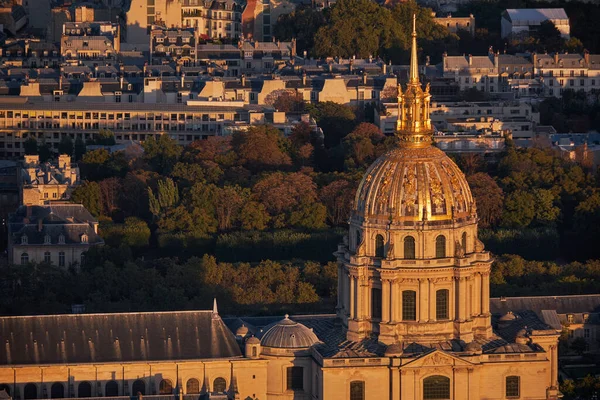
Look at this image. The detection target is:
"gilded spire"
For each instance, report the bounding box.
[409,13,419,84]
[395,14,433,148]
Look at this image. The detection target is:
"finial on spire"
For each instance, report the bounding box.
[212,298,218,315]
[409,13,419,84]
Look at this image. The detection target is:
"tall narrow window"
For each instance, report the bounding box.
[21,252,29,265]
[44,251,51,264]
[371,288,382,319]
[356,229,362,250]
[350,381,365,400]
[423,376,450,400]
[436,289,449,320]
[402,290,416,321]
[286,367,303,391]
[462,232,467,254]
[78,382,92,398]
[59,252,65,267]
[404,236,415,259]
[506,376,520,398]
[105,381,118,397]
[435,235,446,258]
[375,234,384,258]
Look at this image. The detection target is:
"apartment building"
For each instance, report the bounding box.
[61,21,120,66]
[534,52,600,97]
[181,0,243,39]
[376,100,538,139]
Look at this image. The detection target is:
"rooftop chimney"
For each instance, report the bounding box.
[241,74,246,86]
[302,71,307,86]
[468,54,472,66]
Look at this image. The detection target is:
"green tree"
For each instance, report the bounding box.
[501,190,535,228]
[143,135,183,174]
[232,125,292,171]
[306,102,356,149]
[239,201,270,230]
[122,217,151,247]
[273,6,326,55]
[71,181,102,216]
[467,173,503,228]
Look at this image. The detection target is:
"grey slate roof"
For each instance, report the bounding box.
[0,310,242,365]
[258,316,321,348]
[490,294,600,315]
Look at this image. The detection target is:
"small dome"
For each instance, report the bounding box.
[236,324,249,337]
[259,315,320,349]
[464,341,482,352]
[246,336,260,345]
[384,343,403,357]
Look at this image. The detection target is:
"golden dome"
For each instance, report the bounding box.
[353,146,475,224]
[352,15,475,225]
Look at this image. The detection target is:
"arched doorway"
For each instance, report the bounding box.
[132,380,145,396]
[78,382,92,398]
[105,380,119,397]
[213,378,226,393]
[51,383,65,399]
[24,383,37,400]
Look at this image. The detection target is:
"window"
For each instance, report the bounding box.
[375,234,384,258]
[567,314,574,323]
[105,381,118,397]
[506,376,520,398]
[21,235,28,244]
[21,252,29,264]
[132,380,145,395]
[44,234,51,244]
[402,290,416,321]
[44,251,51,264]
[584,328,590,338]
[57,250,65,266]
[371,288,382,319]
[435,236,446,258]
[186,379,199,394]
[350,381,365,400]
[58,234,65,244]
[159,380,172,395]
[51,383,65,399]
[213,378,226,393]
[423,376,450,400]
[436,289,449,320]
[461,232,467,254]
[286,367,303,391]
[78,382,92,398]
[24,383,37,400]
[583,313,589,322]
[81,234,88,243]
[404,236,415,259]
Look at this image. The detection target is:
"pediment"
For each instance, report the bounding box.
[403,349,474,368]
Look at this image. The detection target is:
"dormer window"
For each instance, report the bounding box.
[81,234,88,244]
[583,313,589,322]
[567,314,574,323]
[58,234,65,244]
[44,235,51,244]
[21,235,28,245]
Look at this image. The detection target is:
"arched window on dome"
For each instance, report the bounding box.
[159,379,173,395]
[436,289,449,320]
[186,379,200,394]
[105,381,119,397]
[375,234,384,258]
[23,383,37,400]
[78,381,92,398]
[213,377,227,393]
[371,288,382,319]
[404,236,415,259]
[435,235,446,258]
[402,290,416,321]
[423,375,450,400]
[462,232,467,254]
[356,229,362,250]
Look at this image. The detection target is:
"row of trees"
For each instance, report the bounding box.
[0,249,337,315]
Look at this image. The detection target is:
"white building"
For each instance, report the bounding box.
[501,8,570,39]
